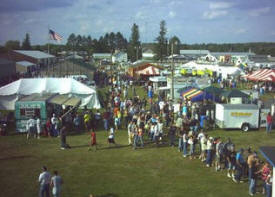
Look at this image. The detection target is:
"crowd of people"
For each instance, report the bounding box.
[24,73,273,197]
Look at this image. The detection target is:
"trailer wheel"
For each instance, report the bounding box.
[241,123,250,132]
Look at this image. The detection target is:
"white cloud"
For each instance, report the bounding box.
[135,11,146,20]
[271,31,275,36]
[24,19,36,24]
[234,28,247,34]
[203,10,228,20]
[209,2,233,10]
[249,7,271,17]
[149,0,161,3]
[169,11,176,18]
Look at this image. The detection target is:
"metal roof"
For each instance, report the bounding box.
[219,104,259,110]
[93,53,111,57]
[180,50,210,55]
[13,50,55,59]
[16,61,35,67]
[211,52,255,56]
[259,146,275,167]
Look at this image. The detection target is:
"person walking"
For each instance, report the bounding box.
[38,166,51,197]
[169,124,177,147]
[89,130,97,151]
[36,116,41,139]
[27,116,36,139]
[247,152,258,196]
[266,112,272,134]
[233,148,245,183]
[136,127,144,148]
[51,170,63,197]
[51,114,59,137]
[60,118,70,150]
[127,121,133,145]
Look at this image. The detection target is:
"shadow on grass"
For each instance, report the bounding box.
[0,155,33,161]
[70,144,90,149]
[96,193,119,197]
[70,140,173,151]
[98,144,130,150]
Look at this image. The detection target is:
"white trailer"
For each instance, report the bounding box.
[215,104,260,131]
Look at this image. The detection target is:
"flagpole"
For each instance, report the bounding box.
[47,25,50,77]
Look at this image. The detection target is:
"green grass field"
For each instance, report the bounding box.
[0,127,274,197]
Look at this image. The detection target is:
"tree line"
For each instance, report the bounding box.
[1,21,275,61]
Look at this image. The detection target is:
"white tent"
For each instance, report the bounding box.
[181,61,244,79]
[0,78,101,110]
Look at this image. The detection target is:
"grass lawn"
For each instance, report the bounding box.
[0,127,274,197]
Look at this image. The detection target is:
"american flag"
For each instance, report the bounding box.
[49,29,62,41]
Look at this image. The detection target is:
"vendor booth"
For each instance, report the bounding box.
[0,78,100,110]
[149,76,167,93]
[203,86,224,102]
[15,93,81,132]
[246,69,275,82]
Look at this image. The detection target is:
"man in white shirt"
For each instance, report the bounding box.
[27,116,36,139]
[51,114,58,136]
[36,116,41,139]
[38,166,51,197]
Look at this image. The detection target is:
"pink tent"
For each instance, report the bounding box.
[246,69,275,82]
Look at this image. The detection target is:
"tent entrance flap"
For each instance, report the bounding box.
[49,95,81,107]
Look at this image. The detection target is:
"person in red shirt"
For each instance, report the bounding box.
[45,118,52,137]
[89,130,97,151]
[266,112,273,133]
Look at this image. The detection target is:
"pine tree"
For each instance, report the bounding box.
[22,33,31,50]
[155,20,167,62]
[128,23,141,62]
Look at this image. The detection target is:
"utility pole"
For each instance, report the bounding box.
[171,42,174,101]
[135,45,139,61]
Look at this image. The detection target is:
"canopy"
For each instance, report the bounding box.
[181,88,212,102]
[49,95,81,107]
[0,78,100,110]
[246,69,275,82]
[203,86,224,96]
[221,89,249,98]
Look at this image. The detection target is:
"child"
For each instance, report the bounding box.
[89,130,97,151]
[108,127,116,146]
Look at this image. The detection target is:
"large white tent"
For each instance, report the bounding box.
[0,78,101,110]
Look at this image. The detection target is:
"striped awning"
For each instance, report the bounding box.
[182,88,203,100]
[246,69,275,82]
[136,66,160,76]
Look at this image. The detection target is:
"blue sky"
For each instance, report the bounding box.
[1,0,275,45]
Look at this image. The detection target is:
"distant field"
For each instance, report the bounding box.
[0,127,274,197]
